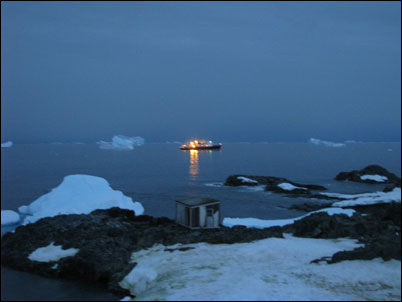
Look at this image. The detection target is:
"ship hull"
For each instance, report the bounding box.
[180,145,222,151]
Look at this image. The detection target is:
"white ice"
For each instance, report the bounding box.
[360,174,388,182]
[237,176,258,184]
[309,138,345,147]
[330,187,401,207]
[28,242,79,262]
[1,210,20,225]
[277,182,307,191]
[222,207,355,229]
[97,135,145,150]
[18,174,144,225]
[1,141,13,148]
[119,234,400,301]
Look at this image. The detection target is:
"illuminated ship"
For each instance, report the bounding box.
[180,140,222,150]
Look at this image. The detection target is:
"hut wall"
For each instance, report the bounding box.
[199,206,207,227]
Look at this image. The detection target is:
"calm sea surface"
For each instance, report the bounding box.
[1,142,401,300]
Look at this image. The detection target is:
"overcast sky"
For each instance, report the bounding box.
[1,1,401,143]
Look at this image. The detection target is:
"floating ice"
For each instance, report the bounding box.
[309,138,345,147]
[120,235,400,301]
[360,174,388,182]
[18,174,144,225]
[223,207,355,229]
[1,210,20,225]
[97,135,145,150]
[1,141,13,148]
[28,242,79,262]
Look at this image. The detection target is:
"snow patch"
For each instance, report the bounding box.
[28,242,79,262]
[120,235,400,301]
[1,210,20,225]
[1,141,13,148]
[277,182,307,191]
[360,174,388,182]
[309,138,345,147]
[330,187,401,207]
[97,135,144,150]
[18,174,144,225]
[223,207,355,228]
[237,176,258,184]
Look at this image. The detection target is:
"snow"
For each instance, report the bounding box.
[18,174,144,225]
[237,176,258,184]
[119,234,400,301]
[97,135,145,150]
[222,207,355,228]
[277,182,307,191]
[28,242,79,262]
[330,187,401,207]
[360,174,388,182]
[309,138,345,147]
[1,141,13,148]
[1,210,20,225]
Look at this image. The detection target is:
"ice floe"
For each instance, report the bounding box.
[97,135,145,150]
[18,174,144,225]
[222,207,355,228]
[1,210,20,225]
[1,141,13,148]
[120,234,400,301]
[28,242,79,262]
[309,138,345,147]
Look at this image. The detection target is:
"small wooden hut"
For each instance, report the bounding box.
[176,197,220,229]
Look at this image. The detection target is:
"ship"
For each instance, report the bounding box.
[180,140,222,150]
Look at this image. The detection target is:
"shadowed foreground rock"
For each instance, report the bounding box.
[1,208,282,297]
[1,202,400,296]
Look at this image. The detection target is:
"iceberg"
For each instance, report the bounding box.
[1,210,20,225]
[18,174,144,225]
[97,135,145,150]
[1,141,13,148]
[309,138,345,147]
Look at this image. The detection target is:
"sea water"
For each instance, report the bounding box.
[1,142,401,300]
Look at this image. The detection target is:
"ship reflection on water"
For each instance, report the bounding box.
[189,150,199,179]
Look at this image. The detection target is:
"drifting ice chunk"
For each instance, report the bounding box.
[97,135,145,150]
[309,138,345,147]
[1,141,13,148]
[18,174,145,225]
[1,210,20,225]
[28,242,79,262]
[360,174,388,182]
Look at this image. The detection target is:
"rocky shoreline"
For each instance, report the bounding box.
[1,165,401,299]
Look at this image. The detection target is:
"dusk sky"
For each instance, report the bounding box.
[1,1,401,143]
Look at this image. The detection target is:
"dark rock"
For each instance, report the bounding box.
[335,165,400,184]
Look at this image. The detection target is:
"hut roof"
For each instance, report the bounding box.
[176,197,219,207]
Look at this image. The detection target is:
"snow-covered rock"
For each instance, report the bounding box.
[18,174,144,225]
[277,182,308,191]
[330,187,401,207]
[237,176,258,184]
[97,135,144,150]
[1,210,20,225]
[222,207,355,229]
[360,174,388,182]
